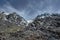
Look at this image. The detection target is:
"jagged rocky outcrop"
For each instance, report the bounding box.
[0,12,27,32]
[0,12,27,40]
[6,12,27,26]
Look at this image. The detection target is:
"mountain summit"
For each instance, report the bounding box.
[0,12,27,32]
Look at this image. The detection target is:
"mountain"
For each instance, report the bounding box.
[6,12,27,26]
[25,13,60,40]
[0,12,27,32]
[0,12,60,40]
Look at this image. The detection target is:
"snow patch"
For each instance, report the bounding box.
[27,20,33,23]
[4,12,9,15]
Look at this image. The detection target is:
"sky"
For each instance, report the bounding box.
[0,0,60,20]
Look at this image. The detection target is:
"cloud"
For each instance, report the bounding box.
[0,0,60,20]
[0,1,27,20]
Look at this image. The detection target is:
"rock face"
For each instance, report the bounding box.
[0,12,27,32]
[0,12,60,40]
[6,12,27,26]
[26,13,60,40]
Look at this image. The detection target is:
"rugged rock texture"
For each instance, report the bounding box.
[0,12,60,40]
[0,13,26,32]
[26,13,60,40]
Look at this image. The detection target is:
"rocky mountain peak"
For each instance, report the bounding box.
[0,12,27,33]
[25,13,60,40]
[6,12,27,26]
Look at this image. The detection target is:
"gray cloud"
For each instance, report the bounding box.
[0,0,60,20]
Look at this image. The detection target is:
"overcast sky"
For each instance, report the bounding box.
[0,0,60,20]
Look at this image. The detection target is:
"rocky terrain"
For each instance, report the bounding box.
[0,12,60,40]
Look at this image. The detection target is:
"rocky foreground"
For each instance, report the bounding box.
[0,12,60,40]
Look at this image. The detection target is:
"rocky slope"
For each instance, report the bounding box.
[0,12,27,32]
[25,13,60,40]
[0,12,60,40]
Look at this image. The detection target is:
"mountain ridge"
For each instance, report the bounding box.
[0,12,60,40]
